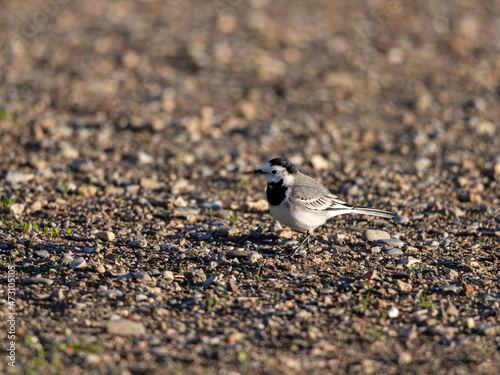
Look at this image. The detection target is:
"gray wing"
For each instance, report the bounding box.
[290,173,393,219]
[290,174,354,212]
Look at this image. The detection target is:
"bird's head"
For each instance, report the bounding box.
[249,158,298,185]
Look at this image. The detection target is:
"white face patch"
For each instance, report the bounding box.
[259,162,294,185]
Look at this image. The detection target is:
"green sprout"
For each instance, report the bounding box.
[1,194,18,210]
[420,294,437,310]
[61,168,72,197]
[229,211,240,226]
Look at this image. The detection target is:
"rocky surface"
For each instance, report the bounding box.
[0,0,499,374]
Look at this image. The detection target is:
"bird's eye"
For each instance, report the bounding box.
[271,170,277,174]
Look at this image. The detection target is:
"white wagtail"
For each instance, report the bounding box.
[249,158,394,256]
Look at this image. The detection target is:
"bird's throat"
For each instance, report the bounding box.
[266,180,287,206]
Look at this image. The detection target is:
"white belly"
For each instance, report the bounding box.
[269,201,329,233]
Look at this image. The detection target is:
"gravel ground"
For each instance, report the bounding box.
[1,0,500,374]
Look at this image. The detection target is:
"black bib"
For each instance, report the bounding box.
[266,180,287,206]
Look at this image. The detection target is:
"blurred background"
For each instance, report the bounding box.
[0,0,499,192]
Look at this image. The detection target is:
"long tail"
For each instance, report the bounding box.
[350,207,394,219]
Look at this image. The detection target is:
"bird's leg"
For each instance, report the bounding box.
[290,232,311,257]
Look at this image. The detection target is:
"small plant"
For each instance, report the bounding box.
[361,292,371,309]
[229,211,240,226]
[0,109,18,124]
[1,218,18,230]
[66,228,73,235]
[178,260,185,271]
[241,264,251,278]
[208,209,215,221]
[354,291,371,313]
[21,222,37,232]
[202,296,220,309]
[381,308,388,320]
[61,168,72,197]
[43,226,49,235]
[366,323,390,341]
[237,351,251,375]
[49,268,58,276]
[50,228,60,237]
[256,260,263,291]
[335,329,344,340]
[1,193,18,210]
[420,294,437,310]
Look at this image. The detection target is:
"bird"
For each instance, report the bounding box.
[249,158,394,256]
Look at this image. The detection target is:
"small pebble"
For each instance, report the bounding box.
[362,230,391,242]
[129,240,148,248]
[60,254,74,264]
[8,203,25,215]
[133,271,152,282]
[247,252,262,262]
[400,256,421,266]
[217,227,241,237]
[96,231,116,242]
[100,289,124,298]
[202,275,219,287]
[393,215,410,224]
[70,258,87,269]
[35,250,50,258]
[377,239,405,248]
[107,320,146,336]
[388,306,399,318]
[385,248,404,256]
[25,277,54,285]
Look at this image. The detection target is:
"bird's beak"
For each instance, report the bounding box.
[248,169,264,175]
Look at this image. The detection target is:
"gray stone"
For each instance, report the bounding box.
[133,271,152,282]
[388,306,399,318]
[441,239,452,247]
[393,215,410,224]
[70,258,87,269]
[6,171,34,185]
[129,240,148,248]
[8,203,25,215]
[185,269,206,283]
[202,275,219,287]
[377,238,405,248]
[400,256,421,266]
[51,289,64,301]
[60,253,74,264]
[439,285,461,294]
[482,293,500,301]
[25,277,54,285]
[385,248,403,256]
[442,302,459,316]
[100,289,124,298]
[131,151,154,165]
[107,320,146,336]
[96,231,115,242]
[426,325,459,337]
[199,201,222,210]
[217,227,241,237]
[69,159,94,173]
[247,252,262,262]
[362,230,391,242]
[35,250,50,258]
[226,250,253,258]
[162,271,174,280]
